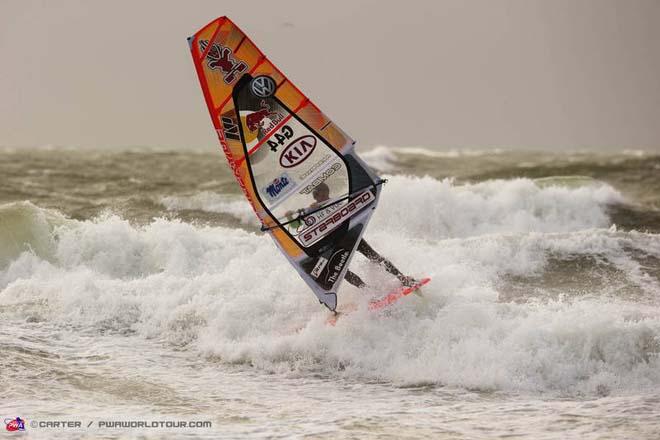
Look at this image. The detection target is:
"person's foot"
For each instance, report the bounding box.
[398,275,419,288]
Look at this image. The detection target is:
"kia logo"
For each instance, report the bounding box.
[279,136,317,168]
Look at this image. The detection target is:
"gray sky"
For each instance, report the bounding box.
[1,0,659,151]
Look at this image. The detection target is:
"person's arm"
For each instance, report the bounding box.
[284,208,304,230]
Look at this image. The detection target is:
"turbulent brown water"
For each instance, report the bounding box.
[2,147,659,228]
[1,146,660,439]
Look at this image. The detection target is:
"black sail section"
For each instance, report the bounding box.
[232,74,381,310]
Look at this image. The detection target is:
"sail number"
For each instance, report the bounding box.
[267,125,294,152]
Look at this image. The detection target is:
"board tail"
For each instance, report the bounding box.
[188,17,382,311]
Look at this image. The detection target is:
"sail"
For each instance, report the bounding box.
[188,17,382,311]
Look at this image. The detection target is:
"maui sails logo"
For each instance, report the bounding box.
[221,114,241,141]
[263,173,295,203]
[199,40,247,84]
[5,417,26,432]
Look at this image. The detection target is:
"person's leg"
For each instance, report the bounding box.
[357,239,416,286]
[345,270,366,288]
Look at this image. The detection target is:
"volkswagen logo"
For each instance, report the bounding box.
[250,75,276,98]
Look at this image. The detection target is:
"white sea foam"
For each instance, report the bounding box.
[400,146,507,157]
[361,145,511,171]
[361,146,399,172]
[371,175,624,239]
[159,175,624,239]
[1,176,658,396]
[161,191,257,226]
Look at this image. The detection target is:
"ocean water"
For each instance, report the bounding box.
[1,146,659,439]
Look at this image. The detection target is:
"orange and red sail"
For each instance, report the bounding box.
[188,17,382,311]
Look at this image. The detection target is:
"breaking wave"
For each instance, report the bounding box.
[2,175,659,396]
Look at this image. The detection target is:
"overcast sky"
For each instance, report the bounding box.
[1,0,659,151]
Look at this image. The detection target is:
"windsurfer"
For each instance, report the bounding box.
[286,182,417,288]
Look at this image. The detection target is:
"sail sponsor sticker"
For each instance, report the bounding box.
[199,40,247,84]
[221,114,241,141]
[299,190,375,246]
[280,136,317,168]
[325,249,350,285]
[245,100,284,136]
[262,172,295,203]
[310,256,328,279]
[299,162,342,194]
[250,76,276,98]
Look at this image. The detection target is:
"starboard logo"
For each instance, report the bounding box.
[304,214,316,226]
[300,202,340,230]
[263,173,294,202]
[299,190,375,246]
[5,417,26,432]
[199,40,248,84]
[279,136,317,168]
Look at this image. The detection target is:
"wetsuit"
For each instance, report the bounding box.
[287,197,411,288]
[345,239,410,288]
